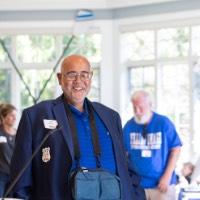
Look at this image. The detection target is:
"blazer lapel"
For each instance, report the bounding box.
[91,102,119,146]
[53,97,74,160]
[91,101,123,171]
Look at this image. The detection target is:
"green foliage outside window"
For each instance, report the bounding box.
[16,35,57,63]
[20,69,57,108]
[0,36,12,62]
[0,69,11,102]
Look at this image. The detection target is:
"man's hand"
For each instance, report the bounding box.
[157,175,170,193]
[158,147,181,193]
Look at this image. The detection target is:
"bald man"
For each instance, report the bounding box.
[123,90,182,200]
[10,55,145,200]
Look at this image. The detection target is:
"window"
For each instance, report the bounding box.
[0,33,102,109]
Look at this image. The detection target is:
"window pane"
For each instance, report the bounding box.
[129,66,155,94]
[158,64,190,160]
[158,64,189,118]
[16,35,57,63]
[192,59,200,154]
[0,69,11,102]
[121,31,155,62]
[62,34,102,63]
[20,69,57,108]
[88,68,100,101]
[192,26,200,56]
[157,27,189,58]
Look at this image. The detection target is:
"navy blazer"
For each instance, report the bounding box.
[10,96,145,200]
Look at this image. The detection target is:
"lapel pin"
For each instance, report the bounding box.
[42,147,51,163]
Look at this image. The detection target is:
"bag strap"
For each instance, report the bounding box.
[64,98,101,168]
[87,100,101,167]
[64,102,81,162]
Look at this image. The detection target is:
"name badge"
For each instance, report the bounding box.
[43,119,58,129]
[0,136,7,143]
[141,150,151,157]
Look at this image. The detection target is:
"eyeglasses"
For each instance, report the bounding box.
[63,71,93,81]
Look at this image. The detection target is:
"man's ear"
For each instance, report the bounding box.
[57,73,62,85]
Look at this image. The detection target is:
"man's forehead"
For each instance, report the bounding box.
[63,55,89,65]
[133,96,149,105]
[61,57,90,71]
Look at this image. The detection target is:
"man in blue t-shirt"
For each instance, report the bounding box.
[123,90,182,200]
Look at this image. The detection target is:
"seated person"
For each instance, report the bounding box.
[191,157,200,185]
[177,162,195,200]
[179,162,195,186]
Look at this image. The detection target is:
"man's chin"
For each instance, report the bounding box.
[134,117,145,124]
[72,96,86,104]
[135,112,152,124]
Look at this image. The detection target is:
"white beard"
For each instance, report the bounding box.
[134,111,153,124]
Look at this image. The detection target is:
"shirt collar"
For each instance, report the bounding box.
[69,100,89,117]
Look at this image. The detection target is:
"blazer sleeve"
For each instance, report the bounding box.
[10,109,33,199]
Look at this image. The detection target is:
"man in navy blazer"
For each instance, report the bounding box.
[10,54,145,200]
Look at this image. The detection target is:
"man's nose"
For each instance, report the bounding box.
[134,107,141,115]
[74,74,82,81]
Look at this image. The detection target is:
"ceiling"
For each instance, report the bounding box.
[0,0,178,11]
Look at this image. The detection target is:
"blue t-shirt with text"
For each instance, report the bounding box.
[123,112,182,188]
